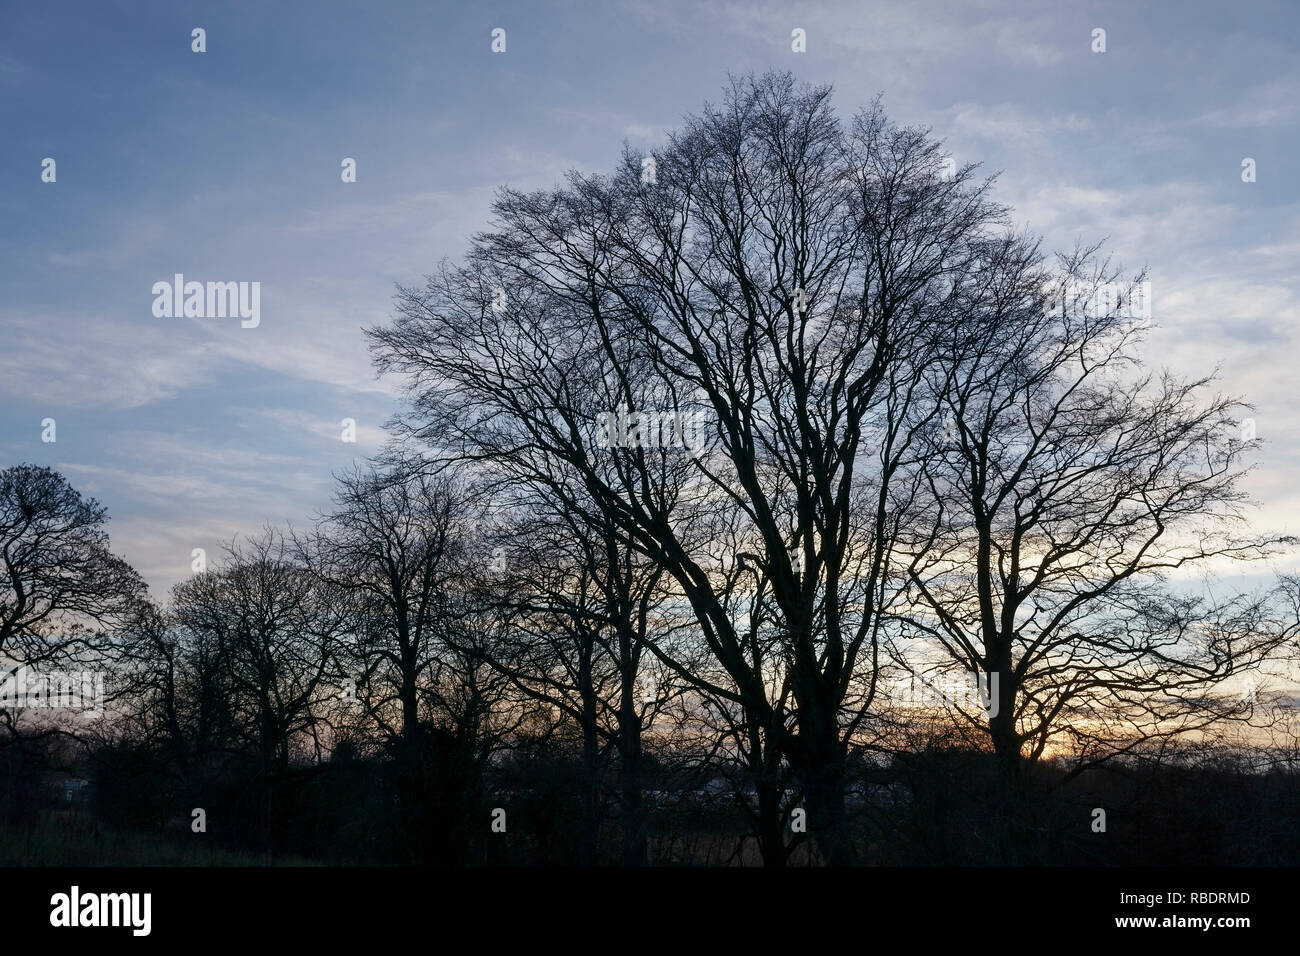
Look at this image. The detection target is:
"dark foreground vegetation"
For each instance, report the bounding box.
[5,731,1299,865]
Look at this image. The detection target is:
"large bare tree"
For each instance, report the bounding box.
[368,72,1003,863]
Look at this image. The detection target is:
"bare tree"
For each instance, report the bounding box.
[298,463,463,755]
[368,72,998,863]
[476,490,681,865]
[0,464,146,685]
[171,528,342,859]
[903,241,1298,788]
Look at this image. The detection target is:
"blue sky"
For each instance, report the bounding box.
[2,0,1298,598]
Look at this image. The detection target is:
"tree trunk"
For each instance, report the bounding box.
[986,644,1021,788]
[787,709,854,866]
[799,756,853,866]
[755,776,788,867]
[617,691,648,866]
[579,709,600,866]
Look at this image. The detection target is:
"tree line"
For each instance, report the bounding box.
[4,72,1300,866]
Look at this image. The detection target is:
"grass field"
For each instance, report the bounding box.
[0,811,319,866]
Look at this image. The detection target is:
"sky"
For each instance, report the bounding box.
[1,0,1298,599]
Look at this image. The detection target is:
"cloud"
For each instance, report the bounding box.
[1192,76,1300,129]
[58,428,370,596]
[0,311,224,410]
[543,106,669,144]
[235,406,389,450]
[945,103,1093,150]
